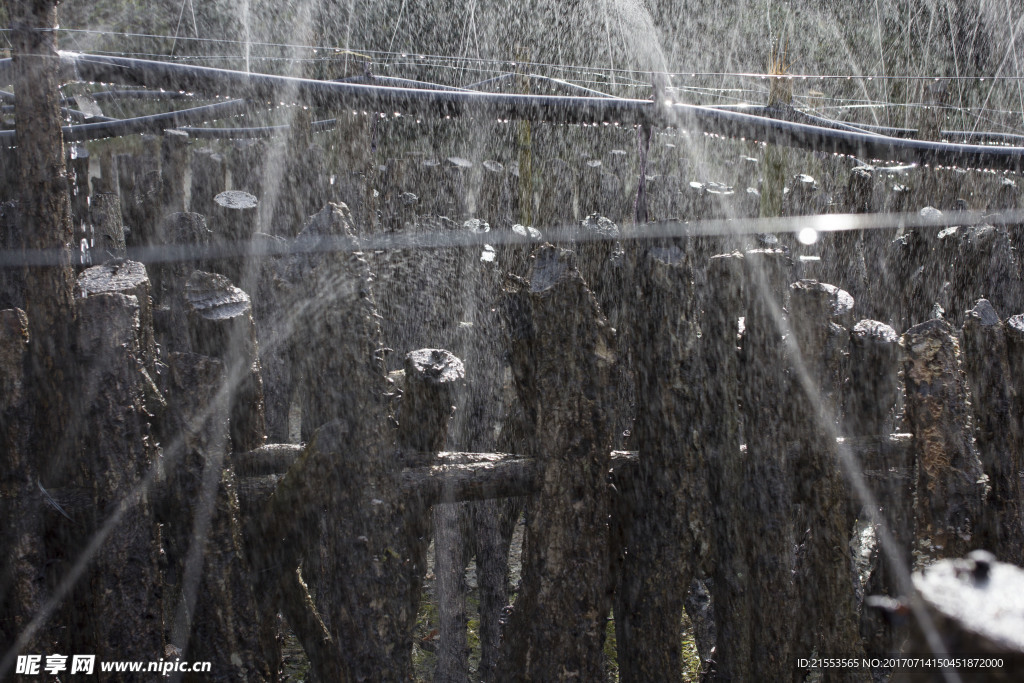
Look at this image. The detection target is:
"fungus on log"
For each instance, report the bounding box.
[184,270,265,452]
[897,551,1024,682]
[497,244,616,682]
[901,318,989,563]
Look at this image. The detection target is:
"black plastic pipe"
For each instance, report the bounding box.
[5,53,1024,169]
[0,98,250,146]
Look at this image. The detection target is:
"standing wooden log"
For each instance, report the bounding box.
[73,291,163,666]
[251,215,420,680]
[115,151,161,250]
[901,318,989,563]
[614,245,710,682]
[227,138,266,197]
[396,348,463,673]
[896,551,1024,682]
[0,201,25,310]
[160,129,189,215]
[87,191,127,264]
[10,0,78,492]
[184,271,265,453]
[398,348,472,683]
[76,260,156,372]
[961,300,1024,563]
[703,252,752,682]
[496,245,616,682]
[211,190,259,287]
[0,308,47,668]
[846,319,910,659]
[190,148,227,219]
[738,247,796,680]
[787,280,866,671]
[159,351,274,680]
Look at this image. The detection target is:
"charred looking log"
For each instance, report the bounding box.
[159,351,273,680]
[615,244,709,682]
[901,318,989,563]
[497,245,616,682]
[787,280,866,670]
[961,300,1024,563]
[0,308,46,667]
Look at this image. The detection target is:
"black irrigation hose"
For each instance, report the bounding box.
[0,98,251,146]
[179,117,338,139]
[798,108,1024,146]
[5,54,1024,169]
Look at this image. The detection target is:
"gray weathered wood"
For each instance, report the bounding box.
[901,318,989,563]
[88,192,127,264]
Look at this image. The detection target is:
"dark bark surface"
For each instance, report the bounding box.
[615,245,709,683]
[788,280,867,678]
[74,291,163,671]
[497,245,616,682]
[738,248,796,680]
[0,308,46,671]
[901,318,989,563]
[160,351,274,681]
[961,300,1024,564]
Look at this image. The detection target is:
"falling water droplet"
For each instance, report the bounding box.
[798,227,819,245]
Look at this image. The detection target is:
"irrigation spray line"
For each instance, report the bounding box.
[1,209,1019,270]
[3,53,1024,169]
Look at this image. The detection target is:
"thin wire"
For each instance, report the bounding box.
[30,28,1024,84]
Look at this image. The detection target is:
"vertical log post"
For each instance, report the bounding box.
[160,129,189,216]
[704,252,751,681]
[901,319,989,563]
[396,349,463,664]
[252,212,420,680]
[614,245,710,681]
[787,280,866,666]
[160,351,274,680]
[10,0,78,493]
[0,308,46,669]
[497,245,616,682]
[738,248,796,679]
[74,291,163,664]
[190,148,227,219]
[961,300,1024,562]
[76,260,156,375]
[87,192,127,264]
[211,190,259,287]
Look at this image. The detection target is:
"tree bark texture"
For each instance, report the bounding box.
[961,300,1024,564]
[497,245,616,682]
[787,280,867,678]
[901,318,989,563]
[159,351,274,681]
[614,245,709,683]
[73,291,163,670]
